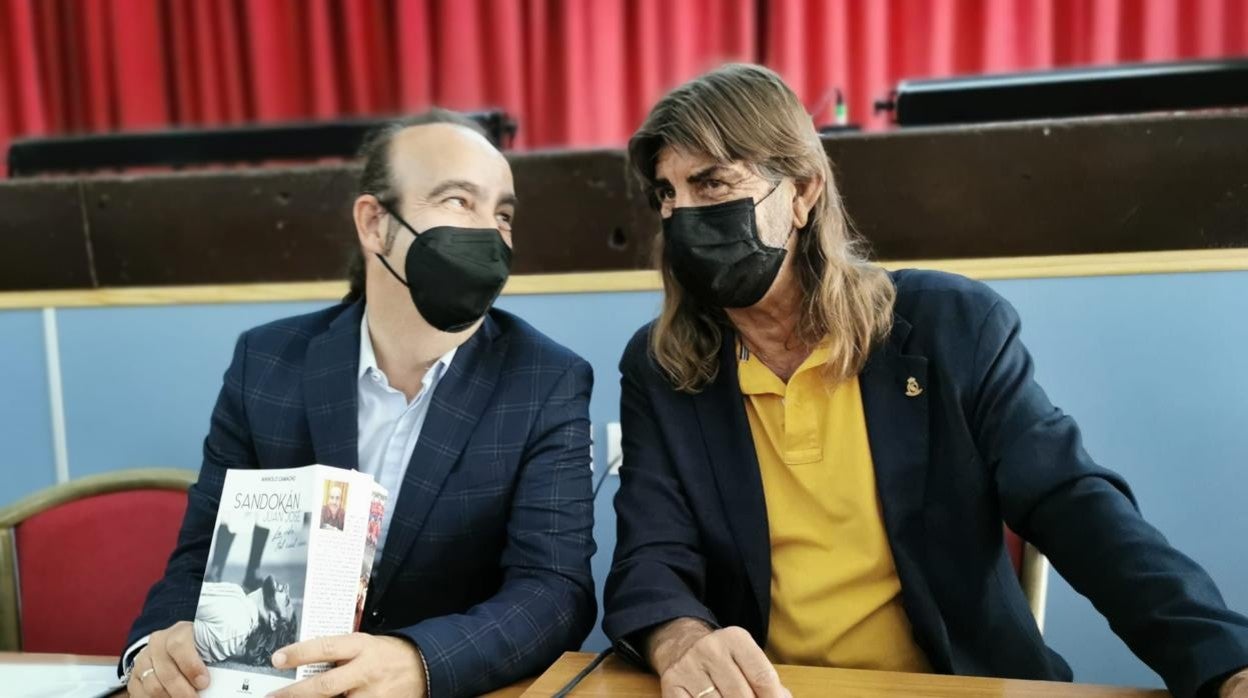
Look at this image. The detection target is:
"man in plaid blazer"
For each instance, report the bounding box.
[120,112,597,698]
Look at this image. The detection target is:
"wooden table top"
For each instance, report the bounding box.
[485,675,537,698]
[0,652,532,696]
[522,652,1171,697]
[0,651,115,665]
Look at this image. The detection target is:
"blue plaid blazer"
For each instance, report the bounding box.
[127,301,597,696]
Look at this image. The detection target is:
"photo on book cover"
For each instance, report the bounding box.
[196,504,311,678]
[353,489,386,631]
[320,479,349,531]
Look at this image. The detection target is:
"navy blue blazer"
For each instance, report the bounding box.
[127,301,597,697]
[603,270,1248,698]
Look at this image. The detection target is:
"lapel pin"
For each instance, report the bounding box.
[905,377,924,397]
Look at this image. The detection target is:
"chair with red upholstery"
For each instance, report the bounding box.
[1005,527,1052,633]
[0,468,196,654]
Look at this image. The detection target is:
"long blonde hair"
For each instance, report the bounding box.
[629,64,896,393]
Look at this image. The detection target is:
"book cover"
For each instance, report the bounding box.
[193,466,386,697]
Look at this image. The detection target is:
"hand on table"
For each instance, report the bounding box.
[266,632,426,698]
[126,621,209,698]
[648,618,791,698]
[1222,669,1248,698]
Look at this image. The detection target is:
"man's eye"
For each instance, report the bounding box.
[445,196,468,208]
[702,179,727,193]
[497,212,514,227]
[657,187,675,201]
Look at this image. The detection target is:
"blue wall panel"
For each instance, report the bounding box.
[986,272,1248,688]
[2,270,1246,687]
[0,310,56,505]
[56,302,324,479]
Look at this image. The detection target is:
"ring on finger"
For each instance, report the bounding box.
[695,687,718,698]
[140,667,157,681]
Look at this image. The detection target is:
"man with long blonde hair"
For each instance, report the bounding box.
[603,64,1248,698]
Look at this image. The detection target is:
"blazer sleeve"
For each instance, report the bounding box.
[602,334,719,666]
[970,296,1248,698]
[392,360,598,698]
[124,332,257,649]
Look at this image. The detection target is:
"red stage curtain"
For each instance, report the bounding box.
[3,0,1246,176]
[0,0,755,174]
[765,0,1248,129]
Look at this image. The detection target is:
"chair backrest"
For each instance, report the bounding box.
[1005,527,1051,634]
[0,468,196,654]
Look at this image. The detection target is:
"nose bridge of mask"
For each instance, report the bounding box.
[665,179,784,248]
[669,179,781,216]
[382,203,507,252]
[375,203,496,284]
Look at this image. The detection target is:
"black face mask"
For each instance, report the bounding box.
[662,185,787,308]
[375,204,512,333]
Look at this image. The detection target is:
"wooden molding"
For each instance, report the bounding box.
[0,531,20,651]
[890,248,1248,281]
[0,248,1244,310]
[0,468,197,528]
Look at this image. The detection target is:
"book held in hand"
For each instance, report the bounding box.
[193,465,387,697]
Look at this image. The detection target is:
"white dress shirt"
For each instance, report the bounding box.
[356,311,456,553]
[122,309,456,679]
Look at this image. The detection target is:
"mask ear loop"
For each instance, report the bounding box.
[753,179,796,247]
[754,180,783,208]
[373,199,420,288]
[375,253,410,288]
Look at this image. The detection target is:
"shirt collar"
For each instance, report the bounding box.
[359,310,458,387]
[736,336,834,396]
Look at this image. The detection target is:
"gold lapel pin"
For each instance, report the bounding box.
[905,377,924,397]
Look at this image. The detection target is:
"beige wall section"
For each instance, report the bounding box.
[0,248,1245,310]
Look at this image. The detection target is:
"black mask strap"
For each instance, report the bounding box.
[755,181,781,207]
[376,253,408,288]
[374,200,417,287]
[756,181,795,248]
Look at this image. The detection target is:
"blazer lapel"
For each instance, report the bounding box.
[370,315,505,598]
[303,301,363,471]
[859,315,953,671]
[693,334,772,639]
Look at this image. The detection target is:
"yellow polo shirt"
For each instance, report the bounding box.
[738,341,931,672]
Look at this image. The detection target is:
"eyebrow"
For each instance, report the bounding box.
[427,179,517,209]
[653,164,736,190]
[687,164,735,183]
[426,179,481,199]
